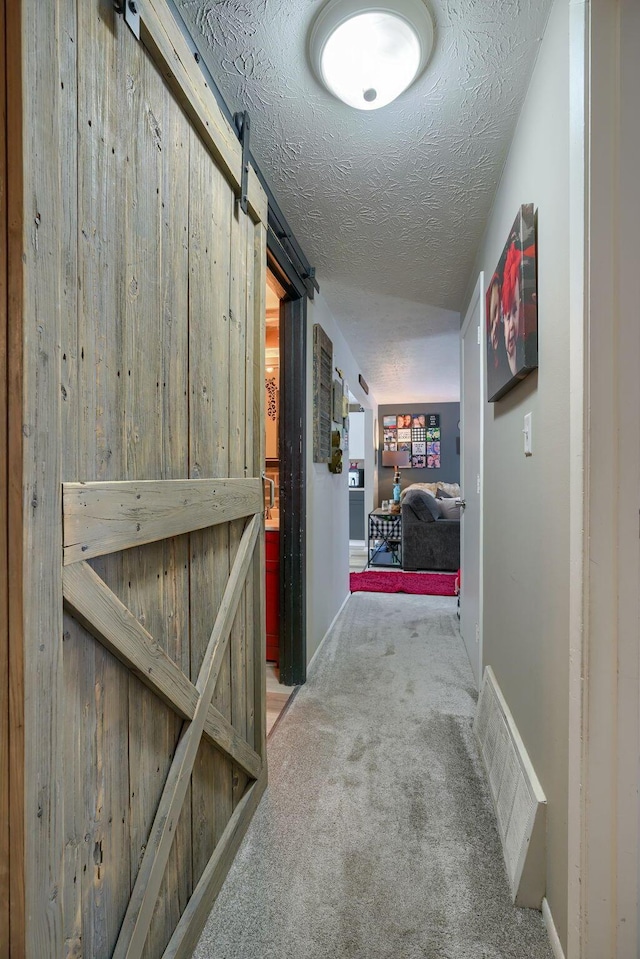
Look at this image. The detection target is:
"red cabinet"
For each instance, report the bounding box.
[265,530,280,664]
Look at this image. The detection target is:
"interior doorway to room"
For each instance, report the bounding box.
[263,264,307,727]
[264,271,295,732]
[348,401,368,572]
[460,275,484,688]
[264,273,282,666]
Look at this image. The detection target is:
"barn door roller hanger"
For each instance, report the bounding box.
[234,111,251,215]
[114,0,141,39]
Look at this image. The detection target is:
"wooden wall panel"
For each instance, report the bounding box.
[18,0,268,954]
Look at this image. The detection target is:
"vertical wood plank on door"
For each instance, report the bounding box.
[18,0,73,952]
[188,127,234,882]
[5,0,23,947]
[253,226,268,762]
[0,1,9,954]
[243,217,257,756]
[75,6,131,954]
[61,612,93,959]
[119,30,177,959]
[155,59,193,947]
[57,0,81,952]
[229,203,248,807]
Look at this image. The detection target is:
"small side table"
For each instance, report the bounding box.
[367,509,402,568]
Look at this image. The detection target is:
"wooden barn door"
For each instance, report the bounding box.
[14,1,268,957]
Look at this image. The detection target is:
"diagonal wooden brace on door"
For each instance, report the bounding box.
[61,476,265,955]
[111,512,261,959]
[62,561,262,780]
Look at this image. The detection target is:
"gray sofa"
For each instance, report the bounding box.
[401,488,460,572]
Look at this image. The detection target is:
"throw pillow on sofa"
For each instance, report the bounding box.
[438,497,461,520]
[403,489,441,523]
[400,482,439,500]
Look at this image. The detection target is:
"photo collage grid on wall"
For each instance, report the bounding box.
[383,413,441,469]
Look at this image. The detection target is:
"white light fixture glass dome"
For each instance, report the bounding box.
[309,0,434,111]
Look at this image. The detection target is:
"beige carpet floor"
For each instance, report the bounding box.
[194,592,554,959]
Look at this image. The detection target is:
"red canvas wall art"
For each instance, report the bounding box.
[486,204,538,402]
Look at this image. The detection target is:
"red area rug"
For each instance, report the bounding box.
[350,570,457,597]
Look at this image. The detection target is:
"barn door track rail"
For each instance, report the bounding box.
[62,478,265,959]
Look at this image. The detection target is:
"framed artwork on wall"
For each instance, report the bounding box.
[381,413,441,469]
[313,324,333,462]
[486,204,538,402]
[332,378,343,424]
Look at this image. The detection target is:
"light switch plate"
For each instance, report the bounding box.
[523,412,533,456]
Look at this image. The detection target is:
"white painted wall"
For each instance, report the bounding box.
[348,410,365,460]
[463,0,571,948]
[306,293,377,665]
[363,408,375,520]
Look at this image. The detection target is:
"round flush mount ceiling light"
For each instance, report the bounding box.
[308,0,434,111]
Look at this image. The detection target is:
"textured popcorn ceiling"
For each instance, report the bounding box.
[177,0,551,403]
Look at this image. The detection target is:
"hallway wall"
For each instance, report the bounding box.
[305,293,376,667]
[377,402,460,504]
[464,0,570,948]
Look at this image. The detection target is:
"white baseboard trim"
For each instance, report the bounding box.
[542,897,566,959]
[307,592,351,677]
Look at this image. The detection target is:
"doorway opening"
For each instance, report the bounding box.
[459,274,484,688]
[263,263,307,729]
[348,400,368,571]
[264,270,295,732]
[264,272,281,666]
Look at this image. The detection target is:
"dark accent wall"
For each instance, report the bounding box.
[377,402,460,504]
